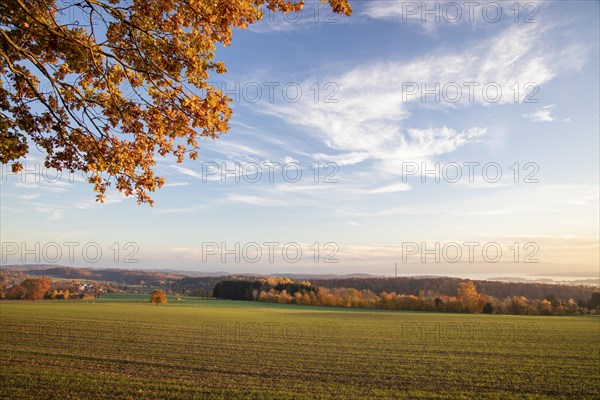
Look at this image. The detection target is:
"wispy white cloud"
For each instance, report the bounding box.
[362,0,544,34]
[18,194,40,201]
[162,182,190,188]
[226,194,291,207]
[255,21,582,192]
[14,180,71,193]
[311,151,370,166]
[49,211,63,220]
[370,183,412,194]
[208,136,270,159]
[155,204,207,213]
[522,105,570,122]
[170,165,202,179]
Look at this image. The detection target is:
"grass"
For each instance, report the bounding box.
[0,297,598,399]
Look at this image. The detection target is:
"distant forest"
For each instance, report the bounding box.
[173,275,599,303]
[211,278,600,316]
[26,267,185,286]
[310,276,598,303]
[1,266,599,315]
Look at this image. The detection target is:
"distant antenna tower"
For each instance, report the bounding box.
[395,262,397,278]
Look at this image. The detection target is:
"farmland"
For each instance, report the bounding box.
[1,298,599,399]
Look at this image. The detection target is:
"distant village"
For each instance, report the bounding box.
[0,266,184,300]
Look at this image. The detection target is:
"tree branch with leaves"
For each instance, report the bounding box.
[0,0,351,204]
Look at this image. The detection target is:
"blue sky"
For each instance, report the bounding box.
[1,0,598,277]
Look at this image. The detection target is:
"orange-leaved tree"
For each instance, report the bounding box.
[21,277,51,300]
[0,0,352,204]
[150,289,167,305]
[456,281,484,313]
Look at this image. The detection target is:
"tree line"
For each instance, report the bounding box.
[310,277,598,303]
[27,267,184,286]
[213,279,600,316]
[3,271,598,316]
[8,267,596,303]
[213,278,316,301]
[1,277,113,300]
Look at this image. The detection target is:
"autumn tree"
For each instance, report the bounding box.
[0,0,352,204]
[21,277,51,300]
[150,289,167,305]
[5,283,26,299]
[0,275,9,299]
[538,299,551,314]
[508,296,530,315]
[456,281,484,313]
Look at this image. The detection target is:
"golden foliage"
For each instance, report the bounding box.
[150,289,167,304]
[0,0,351,204]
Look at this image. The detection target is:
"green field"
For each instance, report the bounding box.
[1,298,598,399]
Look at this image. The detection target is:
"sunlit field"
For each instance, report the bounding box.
[1,298,598,399]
